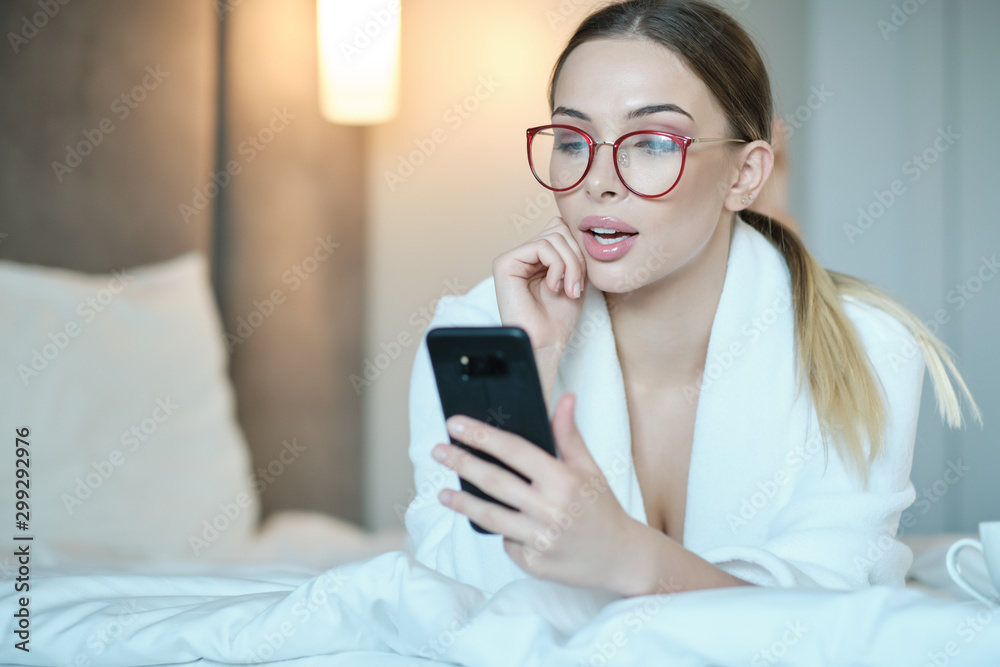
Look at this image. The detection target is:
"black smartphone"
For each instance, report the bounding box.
[426,326,558,535]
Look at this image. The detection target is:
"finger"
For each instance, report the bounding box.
[445,415,559,486]
[550,393,599,471]
[440,487,536,544]
[434,441,542,516]
[542,216,587,273]
[539,231,586,299]
[496,240,566,293]
[536,217,586,294]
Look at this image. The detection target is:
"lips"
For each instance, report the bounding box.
[579,216,640,261]
[578,216,638,234]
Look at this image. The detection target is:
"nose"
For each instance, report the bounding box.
[583,141,625,200]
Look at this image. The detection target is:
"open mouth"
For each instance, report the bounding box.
[587,228,638,245]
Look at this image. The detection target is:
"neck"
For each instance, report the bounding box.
[604,215,734,394]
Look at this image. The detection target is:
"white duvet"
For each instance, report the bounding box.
[3,546,999,667]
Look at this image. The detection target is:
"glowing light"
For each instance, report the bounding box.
[317,0,400,125]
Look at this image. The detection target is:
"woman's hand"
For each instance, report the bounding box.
[492,216,587,357]
[431,392,645,596]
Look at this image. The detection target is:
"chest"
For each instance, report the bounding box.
[626,387,698,544]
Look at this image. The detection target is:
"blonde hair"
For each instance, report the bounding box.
[740,210,981,486]
[551,0,981,487]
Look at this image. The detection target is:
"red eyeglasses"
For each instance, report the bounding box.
[526,124,746,198]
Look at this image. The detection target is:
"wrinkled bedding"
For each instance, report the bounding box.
[3,541,999,667]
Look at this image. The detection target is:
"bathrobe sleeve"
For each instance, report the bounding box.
[700,299,924,589]
[402,290,531,595]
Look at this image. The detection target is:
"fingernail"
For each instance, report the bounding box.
[555,278,562,293]
[448,418,465,433]
[432,445,447,462]
[573,281,581,298]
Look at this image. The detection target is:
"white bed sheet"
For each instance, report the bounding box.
[3,522,999,667]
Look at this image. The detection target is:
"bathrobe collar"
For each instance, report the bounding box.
[550,215,801,546]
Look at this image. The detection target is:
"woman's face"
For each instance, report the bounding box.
[549,37,742,294]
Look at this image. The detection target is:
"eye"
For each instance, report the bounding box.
[634,135,681,155]
[553,130,588,155]
[556,142,586,155]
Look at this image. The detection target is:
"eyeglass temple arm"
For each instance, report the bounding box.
[690,138,748,144]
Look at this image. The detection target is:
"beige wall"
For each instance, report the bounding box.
[363,0,606,530]
[0,0,368,525]
[224,0,367,524]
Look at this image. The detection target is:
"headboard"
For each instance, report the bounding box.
[0,0,367,525]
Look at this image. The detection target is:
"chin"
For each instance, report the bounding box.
[585,264,649,296]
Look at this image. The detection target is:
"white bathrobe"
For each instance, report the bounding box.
[403,216,924,597]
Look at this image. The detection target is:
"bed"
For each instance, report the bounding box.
[1,252,998,667]
[1,533,999,665]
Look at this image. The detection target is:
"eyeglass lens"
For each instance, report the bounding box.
[529,127,683,196]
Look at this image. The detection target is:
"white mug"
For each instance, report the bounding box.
[946,521,1000,606]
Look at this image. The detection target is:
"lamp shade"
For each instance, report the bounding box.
[317,0,401,125]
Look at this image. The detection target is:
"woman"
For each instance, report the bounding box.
[404,0,979,598]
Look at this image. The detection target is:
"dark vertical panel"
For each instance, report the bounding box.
[0,0,215,270]
[212,5,230,318]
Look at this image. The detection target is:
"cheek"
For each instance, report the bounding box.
[554,193,573,219]
[681,157,733,205]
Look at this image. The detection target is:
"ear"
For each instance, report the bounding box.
[724,140,774,213]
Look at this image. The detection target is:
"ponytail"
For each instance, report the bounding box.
[740,210,981,487]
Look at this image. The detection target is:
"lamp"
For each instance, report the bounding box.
[317,0,401,125]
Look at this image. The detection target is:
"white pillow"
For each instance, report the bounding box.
[0,251,259,565]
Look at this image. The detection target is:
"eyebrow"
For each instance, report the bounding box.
[552,103,695,123]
